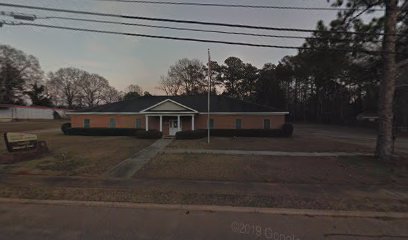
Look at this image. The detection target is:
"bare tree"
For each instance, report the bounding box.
[157,58,206,95]
[0,45,43,104]
[123,84,143,100]
[157,75,182,96]
[126,84,143,95]
[102,86,122,103]
[78,73,110,107]
[46,68,85,108]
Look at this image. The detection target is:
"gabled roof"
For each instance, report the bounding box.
[140,99,198,113]
[74,95,285,113]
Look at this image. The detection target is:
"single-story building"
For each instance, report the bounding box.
[69,95,289,137]
[0,104,69,122]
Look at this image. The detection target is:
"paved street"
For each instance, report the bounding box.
[0,202,407,240]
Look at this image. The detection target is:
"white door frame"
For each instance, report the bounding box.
[169,119,181,136]
[145,114,194,135]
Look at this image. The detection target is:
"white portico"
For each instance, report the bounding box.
[141,99,198,136]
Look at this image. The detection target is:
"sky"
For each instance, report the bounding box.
[0,0,343,94]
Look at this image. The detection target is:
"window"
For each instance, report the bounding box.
[109,118,116,128]
[264,119,271,129]
[136,119,142,128]
[83,119,90,128]
[235,119,242,129]
[209,119,214,129]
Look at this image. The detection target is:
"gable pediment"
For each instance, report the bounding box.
[141,99,197,112]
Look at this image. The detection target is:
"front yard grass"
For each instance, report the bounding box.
[0,131,155,176]
[168,135,373,152]
[136,153,408,185]
[0,120,66,134]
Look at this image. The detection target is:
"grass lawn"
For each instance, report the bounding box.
[0,120,67,134]
[0,131,155,176]
[168,135,373,152]
[136,153,408,185]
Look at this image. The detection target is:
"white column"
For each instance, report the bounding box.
[177,115,181,132]
[145,115,149,131]
[192,115,195,131]
[159,115,163,132]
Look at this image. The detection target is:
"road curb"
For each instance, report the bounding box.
[1,197,407,219]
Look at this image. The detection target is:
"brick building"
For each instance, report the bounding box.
[69,95,288,137]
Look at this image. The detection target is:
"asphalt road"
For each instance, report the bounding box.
[0,202,407,240]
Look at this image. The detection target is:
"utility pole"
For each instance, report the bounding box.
[207,49,211,144]
[375,0,398,161]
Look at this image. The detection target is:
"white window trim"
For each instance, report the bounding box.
[136,119,142,128]
[235,119,242,129]
[83,119,90,128]
[264,119,271,129]
[109,118,116,128]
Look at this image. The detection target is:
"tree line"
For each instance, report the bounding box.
[0,44,148,109]
[157,0,408,128]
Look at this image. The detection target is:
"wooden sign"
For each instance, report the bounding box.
[4,132,38,152]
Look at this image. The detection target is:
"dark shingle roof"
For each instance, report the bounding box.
[76,95,284,113]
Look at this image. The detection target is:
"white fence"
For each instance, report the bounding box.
[0,106,68,121]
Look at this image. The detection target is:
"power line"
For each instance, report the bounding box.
[0,11,383,43]
[1,20,390,53]
[0,3,399,37]
[94,0,385,11]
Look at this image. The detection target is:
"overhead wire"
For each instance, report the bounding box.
[0,20,392,54]
[0,3,400,37]
[93,0,385,11]
[0,11,384,43]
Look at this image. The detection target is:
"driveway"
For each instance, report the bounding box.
[0,201,407,240]
[296,124,408,154]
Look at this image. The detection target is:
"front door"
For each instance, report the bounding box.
[169,120,179,136]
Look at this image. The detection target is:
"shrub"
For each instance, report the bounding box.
[176,130,207,139]
[176,129,285,139]
[212,129,284,137]
[62,126,162,138]
[136,130,163,139]
[61,123,72,135]
[64,128,144,136]
[281,123,294,137]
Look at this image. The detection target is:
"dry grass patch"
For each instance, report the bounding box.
[0,120,66,134]
[169,135,372,153]
[1,183,408,212]
[0,131,155,176]
[136,153,408,185]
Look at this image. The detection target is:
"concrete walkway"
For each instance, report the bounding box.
[107,138,173,178]
[163,148,373,157]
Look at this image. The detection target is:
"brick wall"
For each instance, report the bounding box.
[70,114,286,131]
[195,114,285,129]
[71,114,146,128]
